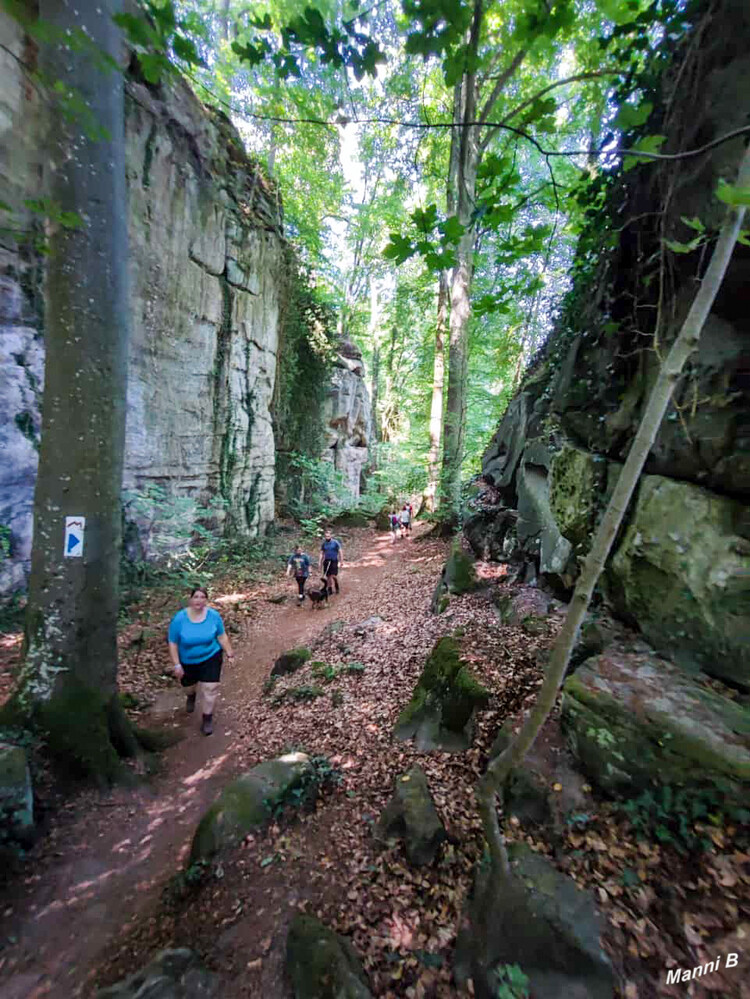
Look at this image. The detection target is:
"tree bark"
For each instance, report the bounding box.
[12,0,136,780]
[421,271,447,512]
[439,20,482,523]
[477,141,750,874]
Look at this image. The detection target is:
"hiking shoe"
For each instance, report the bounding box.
[186,692,197,714]
[201,714,213,736]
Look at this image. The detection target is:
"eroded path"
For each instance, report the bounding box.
[0,527,433,998]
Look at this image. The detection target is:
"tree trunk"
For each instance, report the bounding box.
[421,271,447,512]
[477,141,750,875]
[12,0,136,780]
[439,53,481,524]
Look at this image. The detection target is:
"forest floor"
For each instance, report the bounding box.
[0,524,747,999]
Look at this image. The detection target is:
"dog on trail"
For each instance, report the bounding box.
[307,578,329,609]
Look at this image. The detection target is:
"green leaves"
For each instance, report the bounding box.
[716,180,750,207]
[623,134,666,170]
[612,99,652,132]
[113,1,206,85]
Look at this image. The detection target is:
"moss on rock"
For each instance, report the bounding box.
[190,752,312,861]
[394,638,489,752]
[549,445,605,548]
[271,647,312,677]
[562,650,750,797]
[286,914,373,999]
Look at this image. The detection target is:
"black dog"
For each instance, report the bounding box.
[307,578,329,609]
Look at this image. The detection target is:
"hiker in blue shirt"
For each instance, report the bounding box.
[319,528,343,596]
[286,545,312,603]
[168,586,234,736]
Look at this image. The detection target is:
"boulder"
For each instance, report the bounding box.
[455,844,614,999]
[549,445,606,548]
[96,948,217,998]
[394,637,489,752]
[190,752,313,861]
[516,455,572,576]
[271,647,312,677]
[562,650,750,796]
[332,510,370,528]
[286,914,373,999]
[374,509,391,530]
[0,743,34,845]
[353,615,384,636]
[507,586,552,626]
[607,475,750,690]
[463,508,518,561]
[430,546,478,613]
[375,766,447,866]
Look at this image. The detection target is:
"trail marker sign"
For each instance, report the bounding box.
[64,516,85,558]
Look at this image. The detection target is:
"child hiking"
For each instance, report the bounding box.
[286,545,311,604]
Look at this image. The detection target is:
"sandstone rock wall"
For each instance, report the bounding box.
[0,13,287,591]
[471,1,750,690]
[322,337,372,500]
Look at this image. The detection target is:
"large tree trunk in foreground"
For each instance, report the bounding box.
[12,0,136,780]
[477,142,750,876]
[421,272,447,513]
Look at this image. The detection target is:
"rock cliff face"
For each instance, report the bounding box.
[322,337,372,500]
[0,13,287,591]
[471,1,750,691]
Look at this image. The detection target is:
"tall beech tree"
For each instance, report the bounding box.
[12,0,138,779]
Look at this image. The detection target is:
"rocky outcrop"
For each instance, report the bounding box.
[0,742,34,846]
[322,337,372,500]
[455,843,615,999]
[562,649,750,796]
[190,752,313,861]
[472,3,750,686]
[286,915,373,999]
[96,948,218,998]
[376,766,447,866]
[0,13,288,593]
[394,637,489,751]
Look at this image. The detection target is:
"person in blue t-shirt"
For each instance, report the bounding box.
[168,586,234,735]
[319,528,343,595]
[286,545,312,603]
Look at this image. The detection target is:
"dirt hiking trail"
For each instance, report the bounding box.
[0,527,430,998]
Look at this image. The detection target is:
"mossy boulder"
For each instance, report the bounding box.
[286,914,373,999]
[190,752,313,861]
[430,546,478,613]
[0,743,34,845]
[96,948,217,998]
[271,647,312,677]
[607,475,750,690]
[549,445,606,548]
[455,844,614,999]
[562,650,750,797]
[375,766,447,866]
[394,638,490,751]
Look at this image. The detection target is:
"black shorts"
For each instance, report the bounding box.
[180,649,223,686]
[323,559,339,577]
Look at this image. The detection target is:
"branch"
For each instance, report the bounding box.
[478,48,526,125]
[499,71,620,126]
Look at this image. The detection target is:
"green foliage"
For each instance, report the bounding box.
[268,753,343,817]
[0,525,11,562]
[619,784,750,855]
[494,963,530,999]
[271,684,325,707]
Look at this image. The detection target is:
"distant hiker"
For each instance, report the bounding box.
[319,527,343,595]
[389,511,400,542]
[407,502,414,531]
[168,586,234,736]
[286,545,311,604]
[400,504,411,536]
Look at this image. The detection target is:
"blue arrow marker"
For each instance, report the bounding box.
[67,532,79,553]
